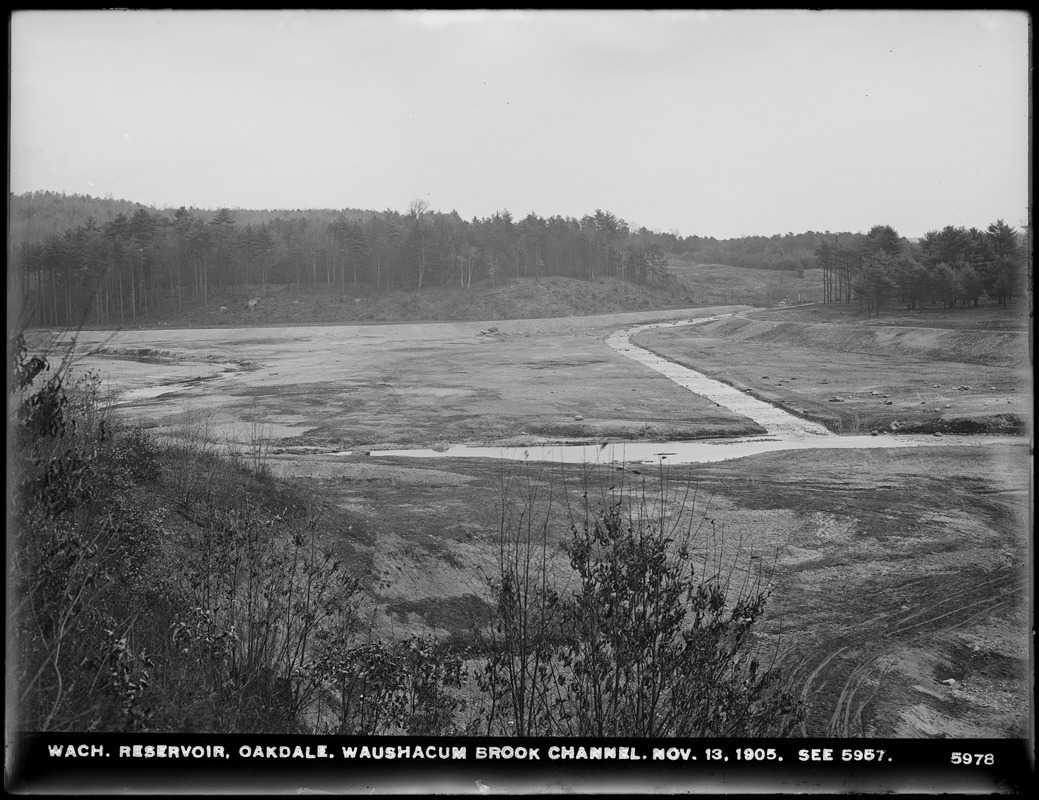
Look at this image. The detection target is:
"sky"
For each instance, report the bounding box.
[9,9,1030,240]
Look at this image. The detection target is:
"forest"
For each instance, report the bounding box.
[815,221,1025,315]
[8,191,1029,328]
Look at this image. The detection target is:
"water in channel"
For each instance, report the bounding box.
[371,316,1011,466]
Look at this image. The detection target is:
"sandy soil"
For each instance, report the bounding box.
[261,441,1030,739]
[634,307,1030,435]
[52,303,1031,739]
[64,306,764,451]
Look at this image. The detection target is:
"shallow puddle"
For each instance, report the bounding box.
[372,434,1014,466]
[109,362,243,405]
[118,385,183,402]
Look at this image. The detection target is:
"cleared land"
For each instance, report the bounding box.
[59,298,1031,738]
[635,304,1030,435]
[285,443,1028,739]
[69,305,766,452]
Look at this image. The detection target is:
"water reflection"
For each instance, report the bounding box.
[373,434,1011,466]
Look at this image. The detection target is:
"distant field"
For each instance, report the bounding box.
[666,259,824,306]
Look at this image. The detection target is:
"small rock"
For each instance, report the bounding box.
[762,375,769,379]
[890,421,899,431]
[940,678,957,686]
[944,404,952,409]
[934,431,943,437]
[885,400,893,405]
[574,414,583,421]
[870,430,878,436]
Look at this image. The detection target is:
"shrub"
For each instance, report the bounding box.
[166,499,361,733]
[314,630,468,735]
[9,332,369,734]
[10,333,165,731]
[475,462,804,736]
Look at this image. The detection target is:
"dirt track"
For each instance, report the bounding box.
[698,445,1030,738]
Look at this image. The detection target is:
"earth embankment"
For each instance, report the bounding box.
[673,312,1027,367]
[633,306,1030,435]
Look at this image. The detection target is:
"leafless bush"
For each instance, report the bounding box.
[474,460,804,737]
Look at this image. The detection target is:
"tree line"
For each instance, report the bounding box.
[815,222,1026,315]
[681,230,824,273]
[10,191,1028,327]
[12,195,674,328]
[6,192,835,279]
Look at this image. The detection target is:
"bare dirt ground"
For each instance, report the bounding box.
[65,305,764,452]
[58,302,1032,739]
[635,304,1030,435]
[264,440,1030,740]
[698,445,1030,738]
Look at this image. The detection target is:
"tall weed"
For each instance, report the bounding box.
[10,333,163,730]
[475,460,804,736]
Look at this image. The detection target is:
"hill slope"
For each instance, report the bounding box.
[74,263,826,330]
[84,276,702,329]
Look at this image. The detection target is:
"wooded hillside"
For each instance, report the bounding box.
[9,191,1028,328]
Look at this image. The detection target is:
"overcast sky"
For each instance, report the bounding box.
[10,9,1029,240]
